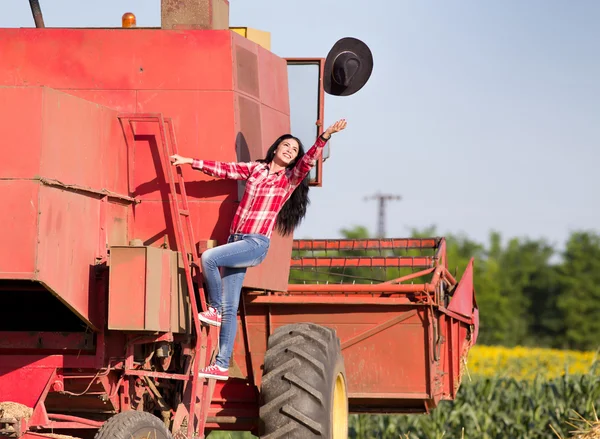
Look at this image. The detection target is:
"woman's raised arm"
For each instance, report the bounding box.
[289,119,347,186]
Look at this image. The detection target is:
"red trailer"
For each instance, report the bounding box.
[0,1,479,438]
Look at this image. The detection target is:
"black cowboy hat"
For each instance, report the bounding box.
[324,37,374,96]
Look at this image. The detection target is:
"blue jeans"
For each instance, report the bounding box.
[201,233,270,368]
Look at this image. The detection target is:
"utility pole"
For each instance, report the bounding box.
[364,193,402,238]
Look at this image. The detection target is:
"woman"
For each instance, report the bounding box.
[170,119,347,380]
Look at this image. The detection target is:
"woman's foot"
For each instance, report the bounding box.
[198,363,228,380]
[198,306,221,327]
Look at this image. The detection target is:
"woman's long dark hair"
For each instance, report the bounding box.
[258,134,310,236]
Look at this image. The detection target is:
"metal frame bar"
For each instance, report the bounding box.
[383,267,436,284]
[286,284,435,293]
[341,310,418,350]
[292,238,440,251]
[37,177,136,204]
[245,294,426,306]
[290,256,434,268]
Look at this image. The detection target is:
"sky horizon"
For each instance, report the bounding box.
[1,1,598,250]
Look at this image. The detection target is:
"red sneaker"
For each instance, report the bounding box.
[198,364,228,381]
[198,306,221,327]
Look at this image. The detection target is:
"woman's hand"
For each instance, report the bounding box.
[170,154,193,166]
[323,119,347,139]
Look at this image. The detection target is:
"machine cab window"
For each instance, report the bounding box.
[286,58,329,187]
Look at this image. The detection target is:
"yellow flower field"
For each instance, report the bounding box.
[466,345,600,380]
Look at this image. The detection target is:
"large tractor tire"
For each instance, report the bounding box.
[259,323,348,439]
[94,411,173,439]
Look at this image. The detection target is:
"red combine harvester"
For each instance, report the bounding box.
[0,1,479,438]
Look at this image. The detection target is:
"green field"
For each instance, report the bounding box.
[208,362,600,439]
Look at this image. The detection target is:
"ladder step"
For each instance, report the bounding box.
[179,209,190,217]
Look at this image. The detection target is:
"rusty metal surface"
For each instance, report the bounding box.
[108,246,178,332]
[171,252,191,333]
[108,246,147,330]
[235,46,260,98]
[144,247,172,332]
[161,0,229,30]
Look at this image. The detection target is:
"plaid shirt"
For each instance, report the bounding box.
[192,136,327,238]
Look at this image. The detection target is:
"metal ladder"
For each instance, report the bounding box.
[117,113,217,438]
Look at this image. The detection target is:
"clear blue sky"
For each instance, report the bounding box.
[2,1,598,248]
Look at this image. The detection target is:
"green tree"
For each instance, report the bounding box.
[556,231,600,350]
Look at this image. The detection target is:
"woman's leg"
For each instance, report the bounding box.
[200,235,269,312]
[200,245,230,313]
[198,234,270,375]
[214,265,247,369]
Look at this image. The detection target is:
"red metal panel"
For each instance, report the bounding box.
[0,29,233,91]
[236,95,263,162]
[132,200,237,249]
[143,247,173,332]
[244,229,293,292]
[335,314,429,397]
[36,184,100,328]
[232,32,260,99]
[0,181,38,277]
[248,306,431,399]
[0,355,96,370]
[257,46,290,116]
[135,91,237,201]
[236,310,269,385]
[448,258,475,318]
[0,332,94,352]
[40,88,103,189]
[259,104,292,158]
[106,202,129,247]
[108,247,146,330]
[159,249,173,330]
[65,90,137,113]
[0,87,43,178]
[0,363,55,407]
[9,87,130,198]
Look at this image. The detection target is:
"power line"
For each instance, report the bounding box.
[364,193,402,238]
